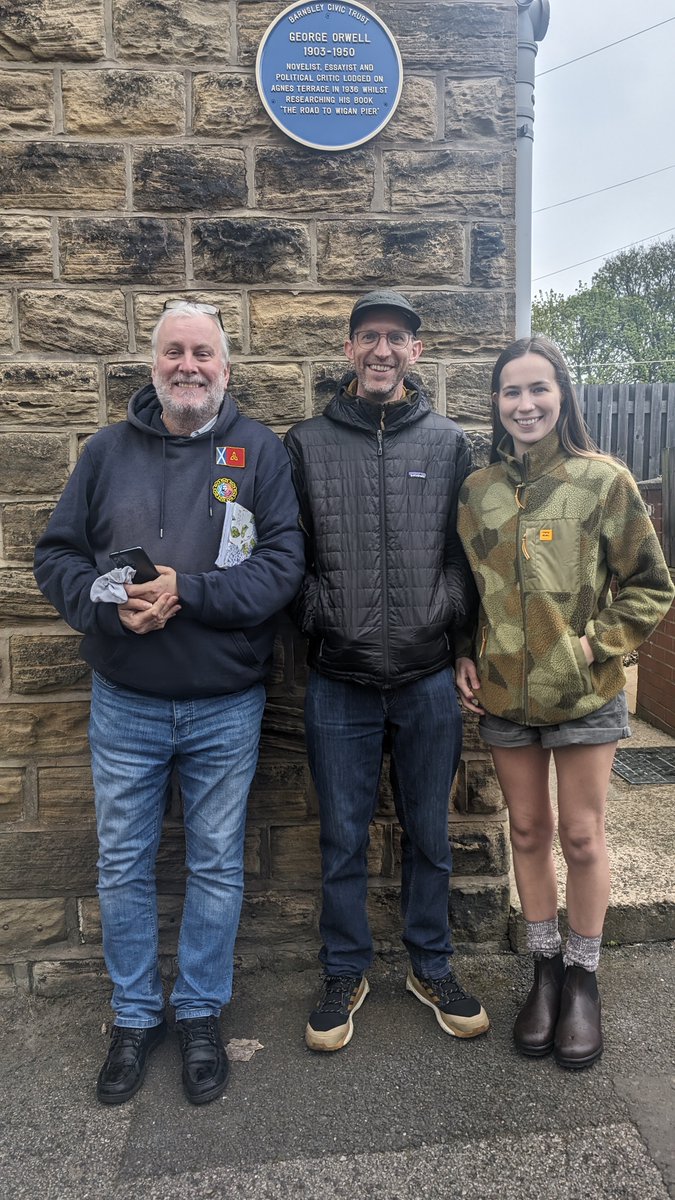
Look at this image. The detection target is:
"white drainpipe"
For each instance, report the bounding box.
[515,0,550,337]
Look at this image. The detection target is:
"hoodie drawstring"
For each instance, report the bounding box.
[209,430,215,520]
[159,439,166,539]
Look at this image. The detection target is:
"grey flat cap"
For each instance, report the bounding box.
[349,289,421,335]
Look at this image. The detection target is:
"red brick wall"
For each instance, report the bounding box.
[636,482,675,735]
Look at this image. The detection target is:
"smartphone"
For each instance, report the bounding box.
[110,546,159,584]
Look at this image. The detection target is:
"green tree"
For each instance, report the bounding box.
[532,237,675,383]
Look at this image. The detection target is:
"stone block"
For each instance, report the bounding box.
[453,756,505,815]
[0,216,53,279]
[0,362,99,427]
[375,3,516,74]
[0,141,125,209]
[0,964,15,994]
[445,76,515,143]
[132,145,247,212]
[0,829,97,892]
[0,569,58,618]
[244,752,309,823]
[59,218,185,283]
[105,363,152,423]
[250,292,354,357]
[19,289,129,354]
[381,76,438,143]
[445,360,493,426]
[0,770,24,823]
[236,2,283,66]
[0,702,90,757]
[470,222,515,288]
[192,218,310,284]
[0,291,11,349]
[449,819,509,876]
[239,891,317,942]
[0,898,67,948]
[384,149,515,216]
[114,0,231,63]
[311,358,440,416]
[9,635,89,694]
[0,502,55,561]
[0,70,53,133]
[255,147,375,212]
[0,0,106,63]
[317,219,465,286]
[269,822,384,882]
[467,429,493,470]
[408,290,511,356]
[32,958,110,999]
[0,434,69,499]
[63,69,186,135]
[192,72,268,138]
[450,879,510,944]
[38,766,95,825]
[133,292,243,353]
[229,362,306,427]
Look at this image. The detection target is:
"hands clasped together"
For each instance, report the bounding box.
[118,566,181,635]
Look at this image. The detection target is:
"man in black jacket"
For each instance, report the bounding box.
[35,301,304,1105]
[285,289,489,1052]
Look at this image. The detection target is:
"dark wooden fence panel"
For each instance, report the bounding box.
[579,383,675,480]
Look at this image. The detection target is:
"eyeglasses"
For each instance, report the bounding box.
[163,299,225,332]
[352,329,415,348]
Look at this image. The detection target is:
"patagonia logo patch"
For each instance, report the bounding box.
[539,528,554,541]
[408,471,427,479]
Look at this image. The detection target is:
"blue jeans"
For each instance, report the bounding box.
[305,668,463,979]
[89,671,265,1027]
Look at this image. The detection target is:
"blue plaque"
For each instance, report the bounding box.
[256,2,403,151]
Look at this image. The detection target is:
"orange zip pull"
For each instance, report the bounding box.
[521,531,530,560]
[479,625,488,656]
[515,484,526,510]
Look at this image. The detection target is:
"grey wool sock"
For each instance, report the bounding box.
[564,928,602,972]
[525,917,562,958]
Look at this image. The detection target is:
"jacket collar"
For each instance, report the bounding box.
[498,428,569,483]
[325,372,431,431]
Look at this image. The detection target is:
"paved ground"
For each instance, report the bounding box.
[1,942,674,1200]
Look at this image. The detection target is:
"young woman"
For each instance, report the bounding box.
[455,336,674,1069]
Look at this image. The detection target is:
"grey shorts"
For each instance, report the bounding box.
[479,692,631,749]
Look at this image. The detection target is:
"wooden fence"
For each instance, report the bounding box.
[579,382,675,481]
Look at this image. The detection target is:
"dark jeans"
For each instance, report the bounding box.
[305,668,463,979]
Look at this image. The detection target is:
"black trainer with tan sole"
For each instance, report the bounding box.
[305,975,370,1051]
[406,968,490,1038]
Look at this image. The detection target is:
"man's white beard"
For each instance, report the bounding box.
[155,370,226,434]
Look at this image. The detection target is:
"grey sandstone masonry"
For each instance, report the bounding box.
[0,0,517,994]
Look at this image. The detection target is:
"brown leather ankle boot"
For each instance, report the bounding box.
[513,951,564,1057]
[554,964,603,1069]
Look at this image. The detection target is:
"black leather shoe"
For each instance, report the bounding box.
[554,964,603,1069]
[513,952,564,1057]
[96,1019,166,1105]
[177,1016,229,1105]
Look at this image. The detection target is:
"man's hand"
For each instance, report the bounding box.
[455,656,485,715]
[125,564,178,605]
[118,591,181,635]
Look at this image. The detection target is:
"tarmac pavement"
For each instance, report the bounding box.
[1,942,674,1200]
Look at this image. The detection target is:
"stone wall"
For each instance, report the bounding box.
[0,0,516,996]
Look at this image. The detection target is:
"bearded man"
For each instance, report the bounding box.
[34,301,304,1106]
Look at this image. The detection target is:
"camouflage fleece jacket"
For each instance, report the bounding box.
[456,430,674,726]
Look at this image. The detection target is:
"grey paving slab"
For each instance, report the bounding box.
[0,943,673,1200]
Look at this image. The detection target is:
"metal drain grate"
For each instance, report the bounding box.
[612,747,675,786]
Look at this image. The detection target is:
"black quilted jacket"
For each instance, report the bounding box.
[284,374,476,687]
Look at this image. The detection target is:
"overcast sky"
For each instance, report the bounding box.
[531,0,675,297]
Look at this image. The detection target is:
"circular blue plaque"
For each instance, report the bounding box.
[256,2,403,152]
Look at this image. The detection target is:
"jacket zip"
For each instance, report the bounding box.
[377,420,390,679]
[516,472,530,721]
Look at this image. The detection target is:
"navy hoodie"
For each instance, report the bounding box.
[34,385,305,698]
